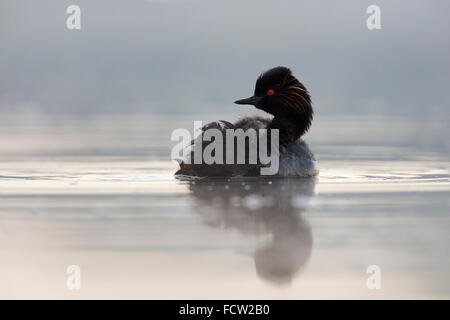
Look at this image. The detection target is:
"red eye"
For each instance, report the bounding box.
[266,89,275,96]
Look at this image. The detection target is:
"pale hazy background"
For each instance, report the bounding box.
[1,1,450,299]
[1,0,449,118]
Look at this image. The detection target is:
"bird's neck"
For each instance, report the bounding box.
[268,112,312,147]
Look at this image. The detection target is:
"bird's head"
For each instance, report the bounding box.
[234,66,312,120]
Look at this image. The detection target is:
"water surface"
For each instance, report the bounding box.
[0,115,448,299]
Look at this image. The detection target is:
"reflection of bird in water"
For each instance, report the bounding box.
[185,177,316,285]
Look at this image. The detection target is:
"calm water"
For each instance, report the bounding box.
[0,114,448,299]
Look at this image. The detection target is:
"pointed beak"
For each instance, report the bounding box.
[234,96,262,106]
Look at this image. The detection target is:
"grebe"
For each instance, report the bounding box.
[175,66,318,177]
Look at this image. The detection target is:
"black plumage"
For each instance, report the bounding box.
[175,66,318,177]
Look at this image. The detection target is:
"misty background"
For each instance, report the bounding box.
[1,0,449,118]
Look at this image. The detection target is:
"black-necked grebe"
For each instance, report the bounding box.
[175,66,318,177]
